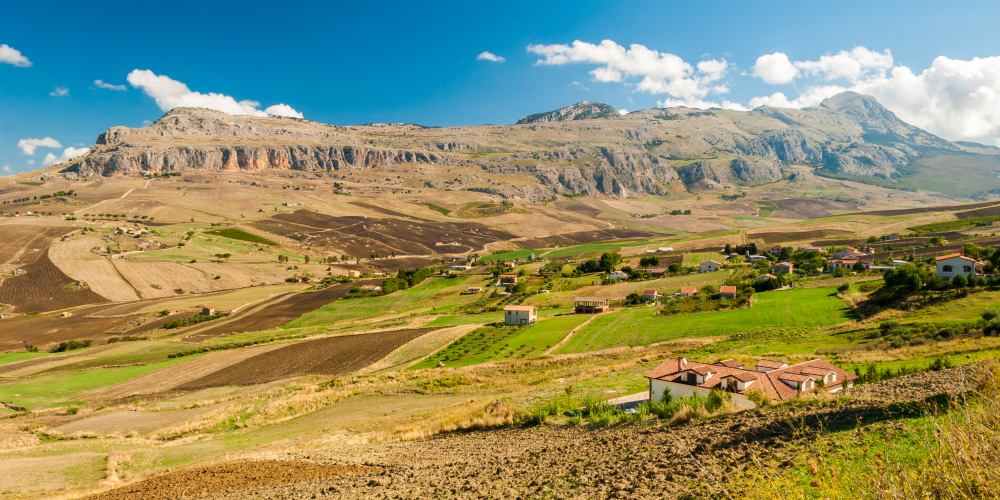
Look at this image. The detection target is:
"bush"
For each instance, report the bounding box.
[837,283,850,293]
[706,389,731,412]
[745,388,771,407]
[49,339,92,353]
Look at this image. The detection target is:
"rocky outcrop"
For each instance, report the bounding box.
[678,158,783,188]
[516,101,620,124]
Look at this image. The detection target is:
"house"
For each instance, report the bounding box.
[643,267,667,277]
[772,262,794,275]
[449,264,472,272]
[719,285,737,299]
[201,306,216,315]
[832,246,872,260]
[679,286,699,296]
[641,289,660,301]
[360,284,383,293]
[461,286,483,295]
[575,297,609,314]
[498,273,518,285]
[754,273,777,283]
[699,260,722,273]
[504,305,537,325]
[935,253,982,279]
[745,254,768,263]
[828,257,860,271]
[501,261,516,269]
[608,271,629,282]
[646,357,856,409]
[657,246,674,253]
[345,270,362,278]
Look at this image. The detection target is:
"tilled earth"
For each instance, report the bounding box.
[90,363,990,499]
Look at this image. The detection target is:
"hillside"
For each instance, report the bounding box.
[55,92,1000,199]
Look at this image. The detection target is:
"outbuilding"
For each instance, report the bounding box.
[504,305,537,325]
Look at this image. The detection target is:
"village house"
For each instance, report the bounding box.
[935,253,982,279]
[719,285,737,299]
[771,262,794,275]
[498,273,518,285]
[641,289,660,301]
[832,246,873,260]
[201,306,216,315]
[754,273,777,283]
[360,284,383,293]
[699,260,722,273]
[607,270,629,282]
[504,305,537,325]
[448,263,472,272]
[679,286,699,296]
[574,297,609,314]
[642,267,667,277]
[461,286,483,295]
[345,270,362,278]
[745,254,768,263]
[646,357,856,409]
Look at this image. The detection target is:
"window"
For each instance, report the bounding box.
[963,265,972,273]
[942,265,953,272]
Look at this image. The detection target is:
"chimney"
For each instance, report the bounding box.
[680,357,687,367]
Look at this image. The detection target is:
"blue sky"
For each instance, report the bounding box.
[4,0,1000,173]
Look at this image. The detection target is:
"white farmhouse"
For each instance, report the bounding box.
[699,260,722,273]
[504,305,537,326]
[935,253,981,279]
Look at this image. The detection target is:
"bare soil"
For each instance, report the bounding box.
[748,228,854,245]
[518,228,654,249]
[178,328,434,388]
[89,363,989,499]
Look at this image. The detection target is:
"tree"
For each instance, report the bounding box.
[598,252,622,273]
[639,255,660,267]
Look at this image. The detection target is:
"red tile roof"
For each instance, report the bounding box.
[719,285,737,294]
[680,287,699,294]
[935,253,977,262]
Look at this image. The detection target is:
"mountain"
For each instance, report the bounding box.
[516,101,621,124]
[56,92,1000,199]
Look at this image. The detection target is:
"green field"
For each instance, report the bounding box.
[205,228,277,246]
[413,313,589,368]
[558,287,852,353]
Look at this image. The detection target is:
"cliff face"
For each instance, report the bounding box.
[57,92,995,198]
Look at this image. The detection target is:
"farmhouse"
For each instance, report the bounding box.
[699,260,721,273]
[498,273,518,285]
[935,253,981,279]
[201,306,216,315]
[449,263,472,271]
[679,286,699,296]
[461,286,483,295]
[643,267,667,277]
[771,262,794,274]
[719,285,737,299]
[607,271,628,281]
[504,305,537,325]
[646,357,856,409]
[754,273,777,283]
[345,270,361,278]
[641,289,660,301]
[574,297,609,314]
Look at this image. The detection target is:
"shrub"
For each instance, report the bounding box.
[745,388,771,407]
[49,340,92,353]
[706,389,731,412]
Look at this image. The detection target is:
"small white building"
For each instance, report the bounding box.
[699,260,722,273]
[504,305,537,325]
[449,264,472,271]
[935,253,980,279]
[608,271,628,281]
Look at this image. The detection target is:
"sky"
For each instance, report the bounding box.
[3,0,1000,173]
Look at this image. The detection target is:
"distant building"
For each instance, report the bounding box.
[719,285,737,299]
[646,357,856,409]
[935,253,982,279]
[643,267,667,277]
[574,297,609,314]
[679,286,699,296]
[772,262,794,275]
[641,289,660,301]
[699,260,722,273]
[461,286,483,295]
[360,284,383,293]
[504,305,537,325]
[449,264,472,271]
[608,271,629,281]
[754,273,777,283]
[745,255,768,263]
[201,306,216,315]
[346,270,362,278]
[498,273,518,285]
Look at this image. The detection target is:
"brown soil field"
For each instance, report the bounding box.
[178,328,434,389]
[770,197,857,218]
[747,228,854,245]
[252,209,515,256]
[517,228,655,249]
[186,281,371,339]
[0,305,156,351]
[0,251,106,313]
[91,364,988,499]
[0,224,70,266]
[957,203,1000,218]
[87,460,375,500]
[854,200,1000,216]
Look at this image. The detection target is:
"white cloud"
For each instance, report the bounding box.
[752,52,799,84]
[658,97,747,111]
[49,87,70,97]
[17,137,62,155]
[527,39,729,102]
[0,43,31,67]
[263,103,304,119]
[94,79,127,91]
[476,51,505,63]
[126,69,303,118]
[747,48,1000,145]
[2,165,11,175]
[618,108,629,116]
[43,146,89,167]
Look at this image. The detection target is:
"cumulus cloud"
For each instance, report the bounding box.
[17,137,61,155]
[126,69,303,118]
[748,85,848,109]
[658,97,747,111]
[752,52,799,84]
[49,87,70,97]
[476,51,505,63]
[527,40,730,102]
[93,79,127,91]
[43,146,89,167]
[2,165,12,175]
[618,108,629,116]
[0,43,31,67]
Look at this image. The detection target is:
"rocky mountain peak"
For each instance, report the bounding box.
[516,101,619,124]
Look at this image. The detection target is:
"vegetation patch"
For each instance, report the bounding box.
[205,228,277,246]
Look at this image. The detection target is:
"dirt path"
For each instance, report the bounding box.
[544,312,604,355]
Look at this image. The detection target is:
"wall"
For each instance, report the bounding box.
[649,379,756,410]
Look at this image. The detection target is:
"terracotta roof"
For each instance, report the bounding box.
[685,365,715,376]
[716,358,744,368]
[722,371,757,382]
[642,289,658,295]
[935,253,977,262]
[719,285,737,293]
[755,359,787,369]
[777,372,811,383]
[680,287,699,294]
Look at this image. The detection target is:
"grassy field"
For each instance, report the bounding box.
[558,287,852,353]
[898,289,1000,324]
[682,251,725,267]
[0,351,49,365]
[205,228,277,246]
[412,313,591,368]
